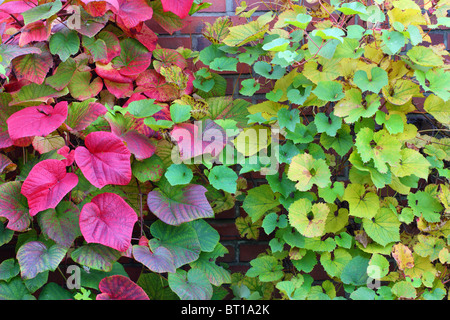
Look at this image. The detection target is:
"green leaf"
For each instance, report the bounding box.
[375,111,404,134]
[319,181,345,203]
[278,108,300,132]
[343,183,380,219]
[132,155,165,183]
[340,256,370,286]
[390,148,430,179]
[368,253,390,279]
[17,241,67,280]
[208,165,238,194]
[223,20,270,47]
[49,29,80,62]
[149,220,201,268]
[355,128,402,173]
[314,112,342,137]
[288,198,329,238]
[168,269,213,300]
[424,94,450,126]
[262,38,290,52]
[337,2,367,15]
[164,164,193,186]
[353,67,388,93]
[407,46,443,67]
[350,287,376,300]
[0,277,35,300]
[320,124,353,157]
[209,57,238,72]
[320,248,352,279]
[391,281,416,299]
[127,99,161,118]
[170,103,192,123]
[246,255,284,282]
[312,81,345,102]
[0,259,20,282]
[262,212,288,235]
[71,244,122,272]
[381,30,406,55]
[287,153,331,192]
[22,0,62,25]
[239,78,260,96]
[285,13,312,29]
[243,185,280,222]
[254,61,286,80]
[407,191,443,222]
[334,89,381,123]
[362,208,401,246]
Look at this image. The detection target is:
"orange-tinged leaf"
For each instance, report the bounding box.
[392,243,414,270]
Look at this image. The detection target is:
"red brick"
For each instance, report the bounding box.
[157,36,192,49]
[239,243,270,261]
[218,245,236,263]
[198,0,227,13]
[209,220,241,240]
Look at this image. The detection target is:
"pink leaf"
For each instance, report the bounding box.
[134,23,158,52]
[121,130,156,160]
[7,101,68,140]
[74,131,132,188]
[132,245,176,273]
[135,69,180,102]
[96,275,149,300]
[80,192,137,252]
[161,0,194,19]
[19,21,50,47]
[115,0,154,29]
[147,183,214,225]
[57,146,75,167]
[171,120,227,161]
[21,159,79,216]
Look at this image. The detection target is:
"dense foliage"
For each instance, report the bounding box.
[0,0,449,300]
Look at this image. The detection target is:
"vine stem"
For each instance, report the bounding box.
[135,178,144,237]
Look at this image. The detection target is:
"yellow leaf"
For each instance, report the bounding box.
[392,243,414,270]
[233,125,271,156]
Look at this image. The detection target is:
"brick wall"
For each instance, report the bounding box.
[1,0,448,289]
[146,0,450,282]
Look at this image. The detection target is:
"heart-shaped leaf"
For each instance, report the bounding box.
[21,159,79,216]
[74,131,132,189]
[168,268,213,300]
[7,101,68,141]
[132,245,176,273]
[16,241,67,280]
[49,29,80,62]
[21,0,62,25]
[96,275,149,300]
[115,0,154,29]
[0,181,31,232]
[79,192,138,252]
[37,201,80,247]
[147,179,214,225]
[112,38,152,76]
[71,243,122,272]
[149,219,201,268]
[161,0,194,19]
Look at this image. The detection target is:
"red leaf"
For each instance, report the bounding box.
[19,21,51,47]
[161,0,194,19]
[21,159,79,216]
[79,192,137,252]
[96,275,149,300]
[133,23,158,52]
[74,131,132,188]
[7,101,68,140]
[152,48,188,73]
[57,146,75,167]
[171,120,227,161]
[135,69,180,102]
[115,0,154,30]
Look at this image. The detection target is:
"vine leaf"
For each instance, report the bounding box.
[17,241,67,280]
[96,275,149,300]
[147,179,214,225]
[7,101,68,141]
[74,131,132,189]
[79,192,138,252]
[21,159,78,216]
